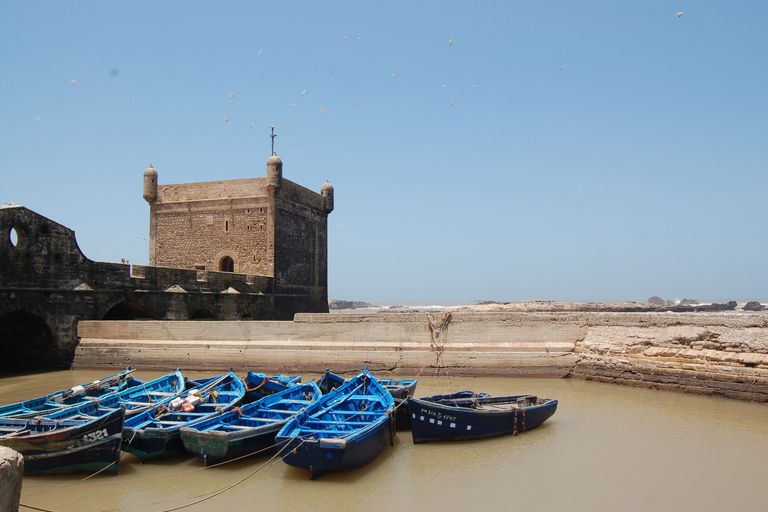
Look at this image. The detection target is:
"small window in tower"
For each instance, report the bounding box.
[225,221,229,232]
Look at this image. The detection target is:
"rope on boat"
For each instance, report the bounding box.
[154,439,306,512]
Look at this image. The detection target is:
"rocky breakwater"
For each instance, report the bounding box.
[570,312,768,401]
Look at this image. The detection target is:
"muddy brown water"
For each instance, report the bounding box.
[4,369,768,512]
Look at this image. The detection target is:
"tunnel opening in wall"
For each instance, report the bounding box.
[0,311,57,372]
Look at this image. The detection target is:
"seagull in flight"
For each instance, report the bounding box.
[675,11,684,17]
[560,64,570,70]
[224,115,230,121]
[320,107,326,114]
[250,120,257,128]
[451,100,457,105]
[449,37,455,46]
[70,79,77,85]
[229,93,236,99]
[258,49,263,56]
[302,89,306,96]
[391,73,396,78]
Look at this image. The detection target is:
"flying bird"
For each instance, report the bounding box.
[258,49,263,56]
[292,123,297,126]
[471,85,477,88]
[320,107,326,114]
[675,11,684,17]
[70,79,77,85]
[33,117,40,120]
[282,132,288,135]
[302,89,306,95]
[291,103,296,107]
[315,156,320,159]
[350,102,355,106]
[391,73,396,78]
[229,93,236,99]
[344,36,349,40]
[442,85,447,88]
[250,120,257,128]
[224,115,230,121]
[449,37,455,46]
[283,123,289,126]
[560,64,570,70]
[357,37,362,40]
[451,100,457,105]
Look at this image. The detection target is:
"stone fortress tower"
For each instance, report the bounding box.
[143,142,334,309]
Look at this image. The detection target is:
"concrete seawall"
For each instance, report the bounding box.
[74,311,768,402]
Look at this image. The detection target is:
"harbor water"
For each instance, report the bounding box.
[4,369,768,512]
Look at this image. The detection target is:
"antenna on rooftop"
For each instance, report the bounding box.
[269,126,277,155]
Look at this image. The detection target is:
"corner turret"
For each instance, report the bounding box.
[321,180,334,213]
[143,165,158,203]
[267,154,282,191]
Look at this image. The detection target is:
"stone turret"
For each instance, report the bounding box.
[321,180,334,213]
[142,165,158,203]
[267,154,282,191]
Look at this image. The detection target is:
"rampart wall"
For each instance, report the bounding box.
[74,311,768,402]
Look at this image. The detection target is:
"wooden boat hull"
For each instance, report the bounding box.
[180,382,321,466]
[408,394,557,444]
[0,406,125,475]
[0,367,137,419]
[98,370,186,419]
[275,368,395,479]
[244,372,300,402]
[277,415,392,480]
[123,372,245,462]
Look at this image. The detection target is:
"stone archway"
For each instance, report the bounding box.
[0,311,55,371]
[219,256,235,272]
[103,301,155,320]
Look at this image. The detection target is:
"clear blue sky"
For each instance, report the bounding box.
[2,2,766,304]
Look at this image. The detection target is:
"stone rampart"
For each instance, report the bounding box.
[73,311,768,401]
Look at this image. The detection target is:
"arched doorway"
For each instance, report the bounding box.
[103,301,155,320]
[219,256,234,272]
[0,311,55,371]
[191,308,216,320]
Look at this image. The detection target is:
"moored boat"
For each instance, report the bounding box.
[408,392,558,444]
[97,369,186,418]
[275,368,395,480]
[379,377,418,429]
[0,367,138,418]
[0,402,125,475]
[122,371,245,462]
[243,371,301,402]
[180,382,321,466]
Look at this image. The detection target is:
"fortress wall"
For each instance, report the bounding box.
[73,311,768,401]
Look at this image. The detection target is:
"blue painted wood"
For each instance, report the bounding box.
[97,369,186,419]
[0,367,138,418]
[408,392,558,443]
[0,402,125,475]
[180,381,321,466]
[275,368,395,479]
[121,371,245,462]
[243,372,301,402]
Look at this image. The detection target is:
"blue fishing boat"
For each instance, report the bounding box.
[408,392,558,444]
[318,371,417,429]
[243,371,301,402]
[317,369,346,394]
[0,401,125,475]
[379,378,418,429]
[122,371,245,461]
[97,369,186,418]
[180,382,321,466]
[275,368,395,480]
[0,367,138,418]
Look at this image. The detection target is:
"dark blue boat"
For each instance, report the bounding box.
[0,367,138,418]
[122,371,245,461]
[180,382,321,466]
[0,401,125,475]
[408,392,558,444]
[97,369,186,418]
[275,368,395,480]
[243,371,301,402]
[317,369,346,394]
